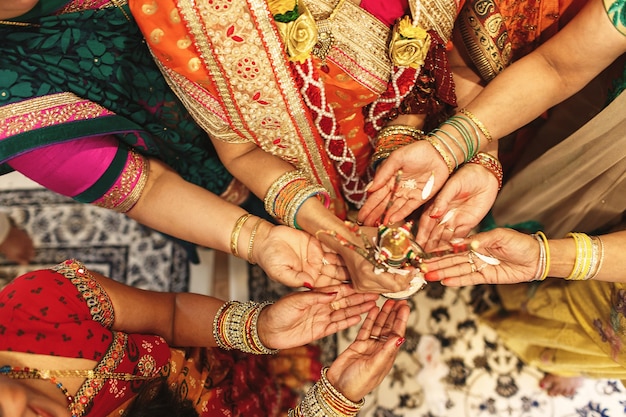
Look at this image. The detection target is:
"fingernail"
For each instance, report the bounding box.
[396,337,406,347]
[364,181,372,192]
[303,282,314,289]
[424,271,439,281]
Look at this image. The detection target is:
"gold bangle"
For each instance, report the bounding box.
[230,213,252,257]
[376,125,424,140]
[247,218,263,264]
[424,135,455,174]
[459,108,493,143]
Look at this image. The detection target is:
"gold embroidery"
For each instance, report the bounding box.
[95,150,149,212]
[172,0,335,195]
[0,92,112,138]
[305,0,391,94]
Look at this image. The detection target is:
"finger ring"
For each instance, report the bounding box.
[330,301,340,311]
[401,179,418,190]
[322,257,330,266]
[369,335,381,340]
[445,227,455,233]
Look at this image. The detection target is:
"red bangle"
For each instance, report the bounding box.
[467,152,503,190]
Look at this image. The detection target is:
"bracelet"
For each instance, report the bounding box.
[286,185,330,229]
[263,169,306,219]
[247,217,263,264]
[371,125,424,168]
[290,367,364,417]
[588,236,605,280]
[466,152,503,190]
[446,116,478,161]
[230,213,252,257]
[212,301,279,355]
[531,233,547,281]
[459,108,493,143]
[565,232,595,280]
[424,135,455,174]
[535,231,551,280]
[264,170,330,228]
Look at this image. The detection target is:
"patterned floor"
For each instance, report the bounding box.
[0,181,189,291]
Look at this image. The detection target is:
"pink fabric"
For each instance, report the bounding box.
[360,0,410,26]
[7,135,119,198]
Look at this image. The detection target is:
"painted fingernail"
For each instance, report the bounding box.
[424,271,439,281]
[303,282,314,289]
[396,337,406,347]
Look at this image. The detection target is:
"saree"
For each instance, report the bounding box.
[0,0,239,210]
[129,0,461,217]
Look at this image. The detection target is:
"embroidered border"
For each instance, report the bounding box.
[93,150,150,212]
[51,260,116,327]
[457,0,511,82]
[0,92,113,139]
[174,0,335,195]
[305,0,392,94]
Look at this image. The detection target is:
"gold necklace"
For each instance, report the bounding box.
[0,0,131,27]
[312,0,348,65]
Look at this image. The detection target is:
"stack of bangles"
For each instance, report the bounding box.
[289,367,364,417]
[564,232,605,280]
[371,125,424,168]
[532,231,605,281]
[264,169,330,229]
[212,300,279,355]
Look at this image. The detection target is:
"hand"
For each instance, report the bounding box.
[327,299,409,402]
[255,224,348,288]
[318,226,417,293]
[422,228,540,286]
[416,163,499,251]
[0,225,35,265]
[258,283,380,350]
[358,141,450,226]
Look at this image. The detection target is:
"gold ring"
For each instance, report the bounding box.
[330,301,340,311]
[445,227,455,233]
[322,257,330,266]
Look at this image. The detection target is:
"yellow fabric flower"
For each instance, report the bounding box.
[388,16,431,69]
[275,7,317,63]
[268,0,297,16]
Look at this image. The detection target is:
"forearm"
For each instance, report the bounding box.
[546,230,626,283]
[127,158,260,254]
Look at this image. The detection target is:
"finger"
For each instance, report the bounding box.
[320,262,349,282]
[358,191,393,226]
[355,306,381,341]
[369,299,396,337]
